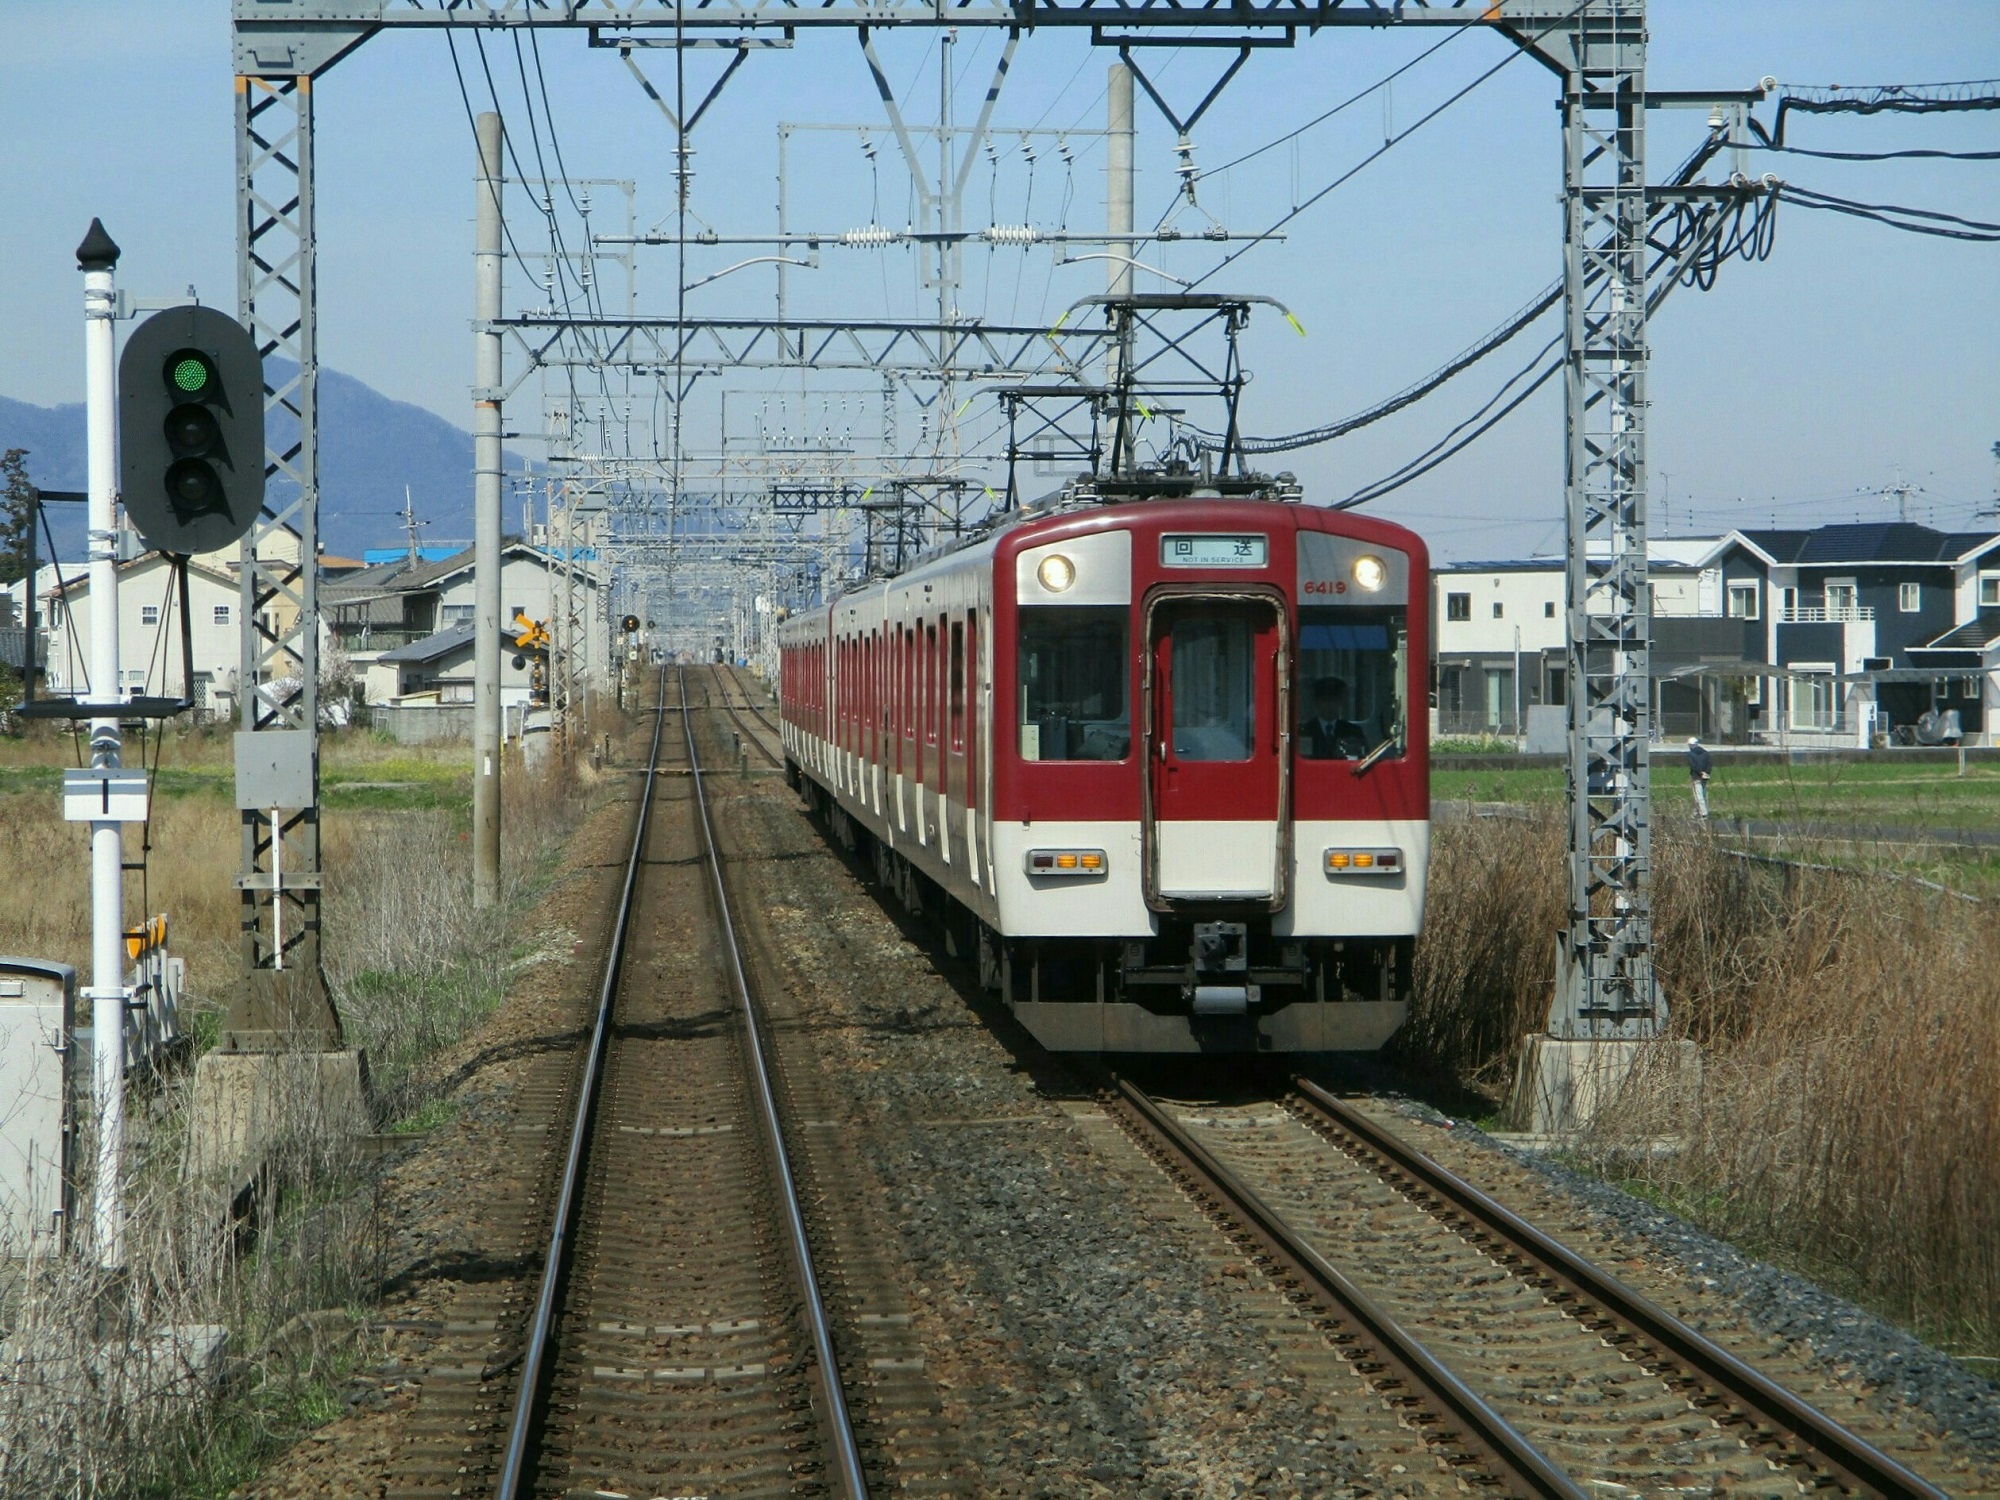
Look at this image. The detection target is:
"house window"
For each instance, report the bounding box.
[1962,676,1982,701]
[1781,587,1799,616]
[1980,574,2000,609]
[1492,601,1504,620]
[213,605,231,627]
[1789,668,1836,731]
[1727,583,1759,620]
[442,603,475,625]
[1899,582,1921,613]
[1446,592,1471,622]
[1544,601,1556,619]
[140,605,160,627]
[1824,579,1858,617]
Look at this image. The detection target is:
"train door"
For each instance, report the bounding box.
[1143,592,1290,906]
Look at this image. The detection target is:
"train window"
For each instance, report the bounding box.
[949,620,966,750]
[1297,606,1406,761]
[1169,613,1255,762]
[1020,606,1130,761]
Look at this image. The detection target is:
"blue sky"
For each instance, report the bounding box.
[2,1,1995,559]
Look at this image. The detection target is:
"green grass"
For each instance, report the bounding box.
[385,1094,461,1136]
[0,739,471,812]
[1435,757,2000,834]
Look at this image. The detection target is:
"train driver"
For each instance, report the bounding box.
[1301,676,1371,760]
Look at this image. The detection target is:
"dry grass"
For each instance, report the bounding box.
[0,723,607,1497]
[1413,810,2000,1358]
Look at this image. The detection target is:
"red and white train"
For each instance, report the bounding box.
[777,477,1430,1052]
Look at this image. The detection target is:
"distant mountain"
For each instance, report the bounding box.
[0,365,525,561]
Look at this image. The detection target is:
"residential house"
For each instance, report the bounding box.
[323,539,611,735]
[1434,522,2000,746]
[37,553,243,714]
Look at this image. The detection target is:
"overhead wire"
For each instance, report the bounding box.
[1777,182,2000,242]
[1751,141,2000,163]
[1185,279,1560,454]
[1334,335,1562,510]
[1148,25,1472,233]
[1183,0,1588,292]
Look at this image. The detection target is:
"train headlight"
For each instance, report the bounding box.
[1353,554,1387,592]
[1037,553,1076,593]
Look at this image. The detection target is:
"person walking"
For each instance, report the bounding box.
[1687,735,1713,819]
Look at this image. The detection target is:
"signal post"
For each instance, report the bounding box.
[110,252,361,1188]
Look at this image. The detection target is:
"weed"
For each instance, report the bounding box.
[1416,809,2000,1358]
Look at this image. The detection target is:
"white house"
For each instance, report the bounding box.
[1435,521,2000,746]
[38,553,242,715]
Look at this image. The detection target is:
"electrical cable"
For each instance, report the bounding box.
[1774,78,2000,144]
[1184,280,1559,454]
[1150,25,1472,232]
[1335,340,1562,510]
[1778,182,2000,242]
[1751,141,2000,163]
[1185,0,1587,292]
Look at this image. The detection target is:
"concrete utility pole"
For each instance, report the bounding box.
[1106,63,1135,303]
[78,220,126,1267]
[473,111,505,907]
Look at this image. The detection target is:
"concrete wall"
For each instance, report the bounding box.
[375,704,474,744]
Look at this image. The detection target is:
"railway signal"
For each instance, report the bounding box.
[118,305,264,555]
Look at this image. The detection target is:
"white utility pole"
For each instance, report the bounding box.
[1106,63,1135,302]
[79,220,126,1268]
[473,112,505,907]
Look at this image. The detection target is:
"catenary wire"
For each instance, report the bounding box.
[1184,0,1587,292]
[1149,26,1472,232]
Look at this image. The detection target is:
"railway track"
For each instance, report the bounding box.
[489,667,868,1499]
[713,662,784,767]
[1102,1069,1949,1500]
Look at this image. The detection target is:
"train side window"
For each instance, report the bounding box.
[949,620,966,751]
[1297,606,1406,761]
[928,624,944,748]
[1020,606,1130,762]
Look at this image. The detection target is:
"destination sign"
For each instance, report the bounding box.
[1161,534,1267,568]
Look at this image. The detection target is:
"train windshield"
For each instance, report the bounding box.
[1297,607,1406,761]
[1019,606,1131,761]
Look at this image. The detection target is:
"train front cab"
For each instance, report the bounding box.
[992,504,1429,1053]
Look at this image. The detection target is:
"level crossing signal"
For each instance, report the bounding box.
[119,306,264,555]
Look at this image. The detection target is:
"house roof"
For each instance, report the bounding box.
[1913,616,2000,653]
[376,622,476,665]
[1734,522,2000,567]
[322,538,600,608]
[51,554,235,597]
[1435,559,1563,576]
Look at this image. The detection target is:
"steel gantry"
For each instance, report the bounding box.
[231,0,1764,1049]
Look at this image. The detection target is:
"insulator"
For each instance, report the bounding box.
[983,224,1041,245]
[843,225,899,247]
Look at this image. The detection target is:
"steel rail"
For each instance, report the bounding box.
[680,668,873,1500]
[495,669,670,1500]
[1291,1079,1949,1500]
[1106,1075,1589,1500]
[711,664,782,767]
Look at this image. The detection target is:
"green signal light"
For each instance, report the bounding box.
[171,357,210,394]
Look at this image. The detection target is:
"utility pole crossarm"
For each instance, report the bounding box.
[236,0,1607,33]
